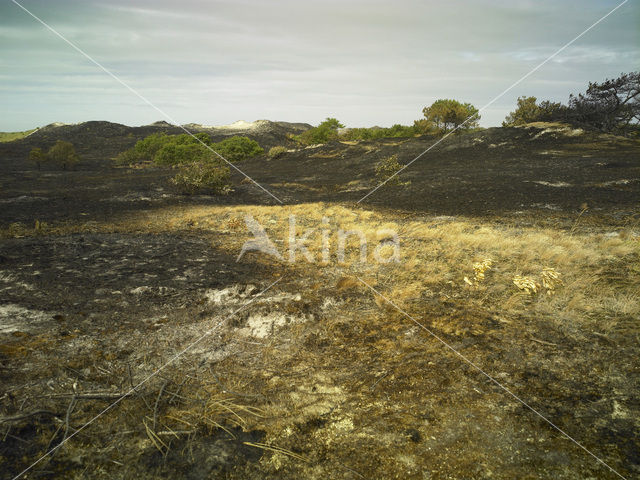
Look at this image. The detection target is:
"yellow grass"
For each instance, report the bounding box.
[2,202,638,327]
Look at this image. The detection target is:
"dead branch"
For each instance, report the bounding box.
[530,337,558,347]
[0,410,59,423]
[41,392,133,401]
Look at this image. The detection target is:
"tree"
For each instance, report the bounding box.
[503,96,540,126]
[503,96,569,125]
[536,100,568,122]
[422,99,480,133]
[28,147,45,170]
[505,72,640,136]
[568,71,639,136]
[47,140,79,170]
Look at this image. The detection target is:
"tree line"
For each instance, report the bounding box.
[503,71,639,137]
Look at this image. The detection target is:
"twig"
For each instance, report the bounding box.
[165,376,189,405]
[152,380,169,431]
[41,392,133,400]
[370,371,389,391]
[49,395,77,461]
[0,410,59,423]
[243,442,308,462]
[209,369,264,399]
[62,396,77,445]
[592,332,615,344]
[569,205,588,235]
[530,337,558,347]
[156,429,195,436]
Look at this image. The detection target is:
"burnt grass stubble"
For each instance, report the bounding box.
[0,121,639,479]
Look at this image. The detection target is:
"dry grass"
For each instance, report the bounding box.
[3,200,639,478]
[4,202,636,328]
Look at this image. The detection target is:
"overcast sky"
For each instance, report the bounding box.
[1,0,638,131]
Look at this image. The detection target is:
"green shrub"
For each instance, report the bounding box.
[170,160,231,195]
[27,147,46,170]
[133,132,171,161]
[154,142,213,166]
[212,136,263,162]
[502,96,540,126]
[47,140,79,170]
[375,155,410,188]
[173,132,213,146]
[339,124,419,141]
[294,118,344,145]
[115,133,263,168]
[413,118,437,135]
[268,146,288,159]
[114,148,140,166]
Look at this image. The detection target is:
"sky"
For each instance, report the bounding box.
[1,0,639,131]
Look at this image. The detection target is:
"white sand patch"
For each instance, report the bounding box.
[532,126,584,139]
[204,284,301,305]
[239,312,305,339]
[0,271,36,292]
[184,120,270,131]
[532,181,572,188]
[0,195,48,204]
[0,304,52,334]
[531,203,561,211]
[593,179,635,187]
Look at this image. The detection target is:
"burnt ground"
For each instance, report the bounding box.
[0,122,639,479]
[239,124,639,218]
[0,122,638,226]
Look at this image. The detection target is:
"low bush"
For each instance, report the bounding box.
[115,133,262,166]
[212,136,263,162]
[340,124,419,141]
[47,140,80,170]
[375,155,410,188]
[268,146,288,159]
[154,142,212,166]
[114,148,140,166]
[170,160,231,195]
[27,147,45,170]
[294,118,343,145]
[133,132,171,161]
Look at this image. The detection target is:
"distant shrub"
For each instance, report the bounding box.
[375,155,410,188]
[154,142,212,166]
[212,136,263,162]
[294,118,344,145]
[268,146,288,159]
[114,133,262,166]
[413,118,438,135]
[47,140,79,170]
[170,160,231,195]
[27,147,45,170]
[173,132,213,146]
[340,124,419,141]
[133,132,171,161]
[114,148,140,166]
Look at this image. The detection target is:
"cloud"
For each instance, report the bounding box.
[1,0,638,130]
